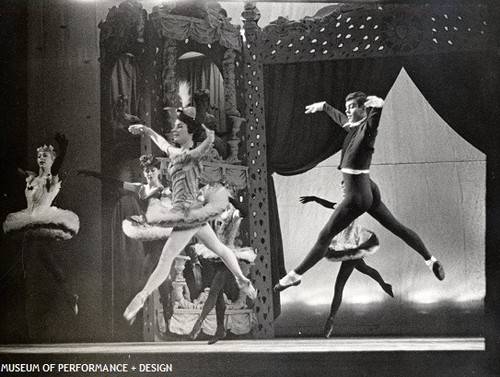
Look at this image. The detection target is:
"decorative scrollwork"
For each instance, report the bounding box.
[263,16,311,38]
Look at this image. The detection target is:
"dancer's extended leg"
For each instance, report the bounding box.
[367,180,445,280]
[190,267,228,340]
[324,260,356,338]
[195,225,256,299]
[275,174,373,291]
[124,227,200,323]
[355,259,393,297]
[208,272,229,344]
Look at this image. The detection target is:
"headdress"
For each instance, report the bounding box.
[37,144,56,157]
[175,81,202,133]
[139,154,161,169]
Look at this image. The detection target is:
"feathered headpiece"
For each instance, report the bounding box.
[37,144,56,157]
[175,81,202,134]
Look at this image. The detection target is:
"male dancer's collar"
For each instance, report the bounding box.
[344,116,367,128]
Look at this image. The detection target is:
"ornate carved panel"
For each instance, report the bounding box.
[241,3,275,339]
[259,4,495,64]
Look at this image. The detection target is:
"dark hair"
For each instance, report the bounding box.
[345,91,367,107]
[139,154,161,170]
[177,109,203,135]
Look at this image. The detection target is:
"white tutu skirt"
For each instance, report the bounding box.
[193,244,257,264]
[3,206,80,241]
[325,230,379,262]
[122,217,173,241]
[145,184,229,230]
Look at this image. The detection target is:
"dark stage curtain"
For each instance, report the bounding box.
[264,51,500,319]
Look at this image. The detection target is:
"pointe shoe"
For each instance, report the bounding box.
[432,261,445,281]
[208,327,226,345]
[189,321,202,341]
[382,284,394,298]
[323,316,335,339]
[238,279,257,300]
[273,279,301,292]
[123,291,148,325]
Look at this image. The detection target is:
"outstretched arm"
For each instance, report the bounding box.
[128,124,177,156]
[51,132,68,177]
[189,124,215,159]
[299,195,336,209]
[77,169,141,193]
[305,101,348,127]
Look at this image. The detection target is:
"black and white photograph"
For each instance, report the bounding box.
[0,0,499,376]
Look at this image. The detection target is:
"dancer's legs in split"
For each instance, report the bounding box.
[195,224,256,299]
[324,260,357,338]
[275,173,373,291]
[367,180,445,280]
[354,259,393,297]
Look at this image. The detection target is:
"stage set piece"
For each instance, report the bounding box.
[98,0,499,347]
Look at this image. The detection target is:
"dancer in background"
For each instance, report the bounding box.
[3,132,79,315]
[300,187,393,338]
[124,83,256,324]
[189,196,256,344]
[78,155,173,322]
[275,92,444,293]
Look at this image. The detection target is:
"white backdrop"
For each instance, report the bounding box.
[273,69,485,336]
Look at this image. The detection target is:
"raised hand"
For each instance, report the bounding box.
[201,123,214,137]
[305,101,326,114]
[364,96,384,108]
[299,196,318,204]
[128,124,147,135]
[55,132,68,150]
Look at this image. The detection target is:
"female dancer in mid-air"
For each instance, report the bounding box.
[299,190,393,338]
[3,132,80,315]
[275,92,444,293]
[123,85,256,324]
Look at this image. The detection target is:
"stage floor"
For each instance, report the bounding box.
[0,338,494,377]
[0,337,485,354]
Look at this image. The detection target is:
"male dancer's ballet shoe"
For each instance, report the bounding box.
[123,291,148,325]
[189,321,202,341]
[238,279,257,300]
[273,280,301,292]
[323,316,335,339]
[208,327,227,345]
[382,284,394,298]
[432,261,445,281]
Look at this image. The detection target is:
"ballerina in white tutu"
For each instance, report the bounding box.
[3,132,79,315]
[123,83,256,324]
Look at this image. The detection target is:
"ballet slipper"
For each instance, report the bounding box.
[238,278,257,300]
[323,316,335,339]
[189,320,202,341]
[123,291,148,325]
[273,279,301,292]
[382,284,394,298]
[208,327,226,345]
[433,261,445,281]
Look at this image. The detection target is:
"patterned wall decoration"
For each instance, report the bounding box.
[259,4,495,64]
[241,2,275,339]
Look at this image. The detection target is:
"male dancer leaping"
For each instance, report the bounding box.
[274,92,445,292]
